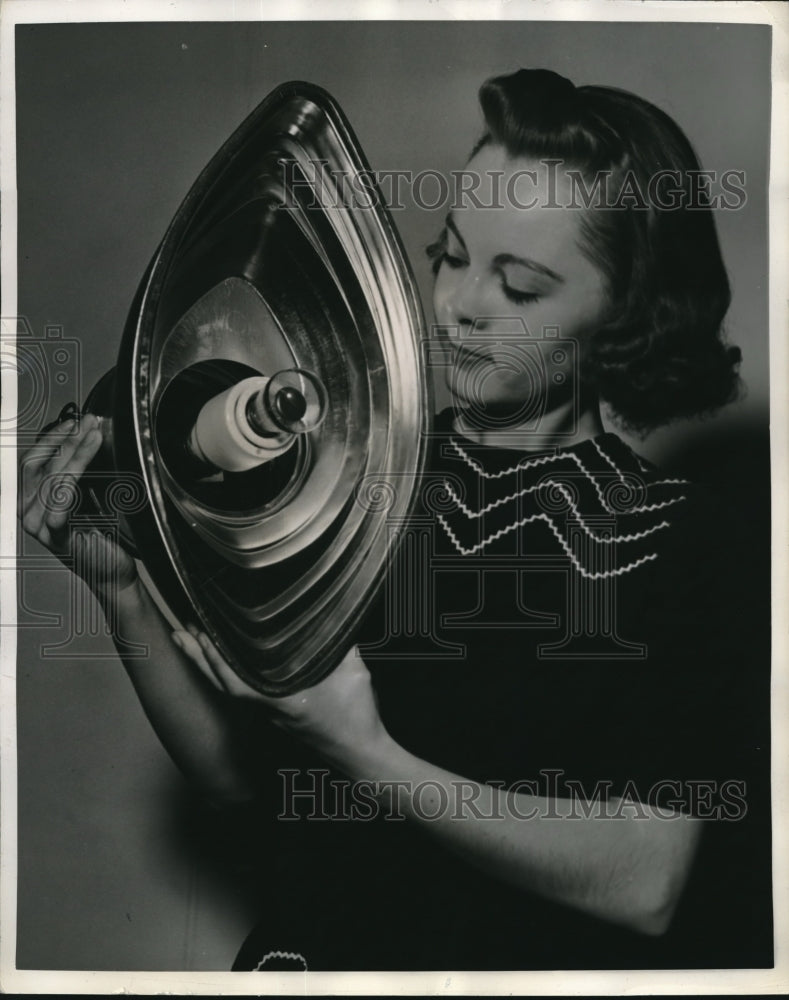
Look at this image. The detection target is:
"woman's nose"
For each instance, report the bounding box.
[445,271,492,331]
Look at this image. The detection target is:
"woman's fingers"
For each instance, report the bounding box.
[19,416,103,542]
[191,628,246,695]
[18,419,79,528]
[41,424,103,535]
[171,629,219,685]
[22,416,81,471]
[178,624,237,694]
[47,416,101,477]
[183,624,273,702]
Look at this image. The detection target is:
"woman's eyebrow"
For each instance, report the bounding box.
[445,214,468,251]
[446,212,564,284]
[494,253,565,284]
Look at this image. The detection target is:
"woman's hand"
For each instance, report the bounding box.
[18,413,139,600]
[172,628,392,776]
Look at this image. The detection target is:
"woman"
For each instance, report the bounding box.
[20,69,771,970]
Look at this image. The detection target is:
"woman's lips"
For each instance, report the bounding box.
[446,340,496,367]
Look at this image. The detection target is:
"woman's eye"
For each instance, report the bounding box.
[503,285,541,305]
[441,252,468,269]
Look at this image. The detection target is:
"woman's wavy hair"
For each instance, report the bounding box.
[430,68,741,432]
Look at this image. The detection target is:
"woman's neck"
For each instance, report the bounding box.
[452,398,604,452]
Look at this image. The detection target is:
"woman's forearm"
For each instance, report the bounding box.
[168,634,702,936]
[328,732,702,937]
[98,578,260,805]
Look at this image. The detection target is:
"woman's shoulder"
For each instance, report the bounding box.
[615,436,765,662]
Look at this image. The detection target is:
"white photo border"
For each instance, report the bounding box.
[1,1,787,994]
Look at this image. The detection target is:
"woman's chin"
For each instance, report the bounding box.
[448,397,541,431]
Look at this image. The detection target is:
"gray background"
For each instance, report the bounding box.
[14,20,771,970]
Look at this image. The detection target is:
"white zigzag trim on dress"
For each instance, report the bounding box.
[571,449,636,514]
[442,478,681,530]
[593,437,627,483]
[449,437,559,479]
[450,436,688,514]
[254,950,308,971]
[451,436,615,510]
[437,510,659,578]
[594,438,690,487]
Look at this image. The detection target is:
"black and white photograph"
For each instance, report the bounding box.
[1,2,786,994]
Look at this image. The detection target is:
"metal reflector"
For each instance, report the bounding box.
[84,82,429,694]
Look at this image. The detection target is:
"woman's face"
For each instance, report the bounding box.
[432,144,610,423]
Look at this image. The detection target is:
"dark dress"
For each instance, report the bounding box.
[228,409,772,971]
